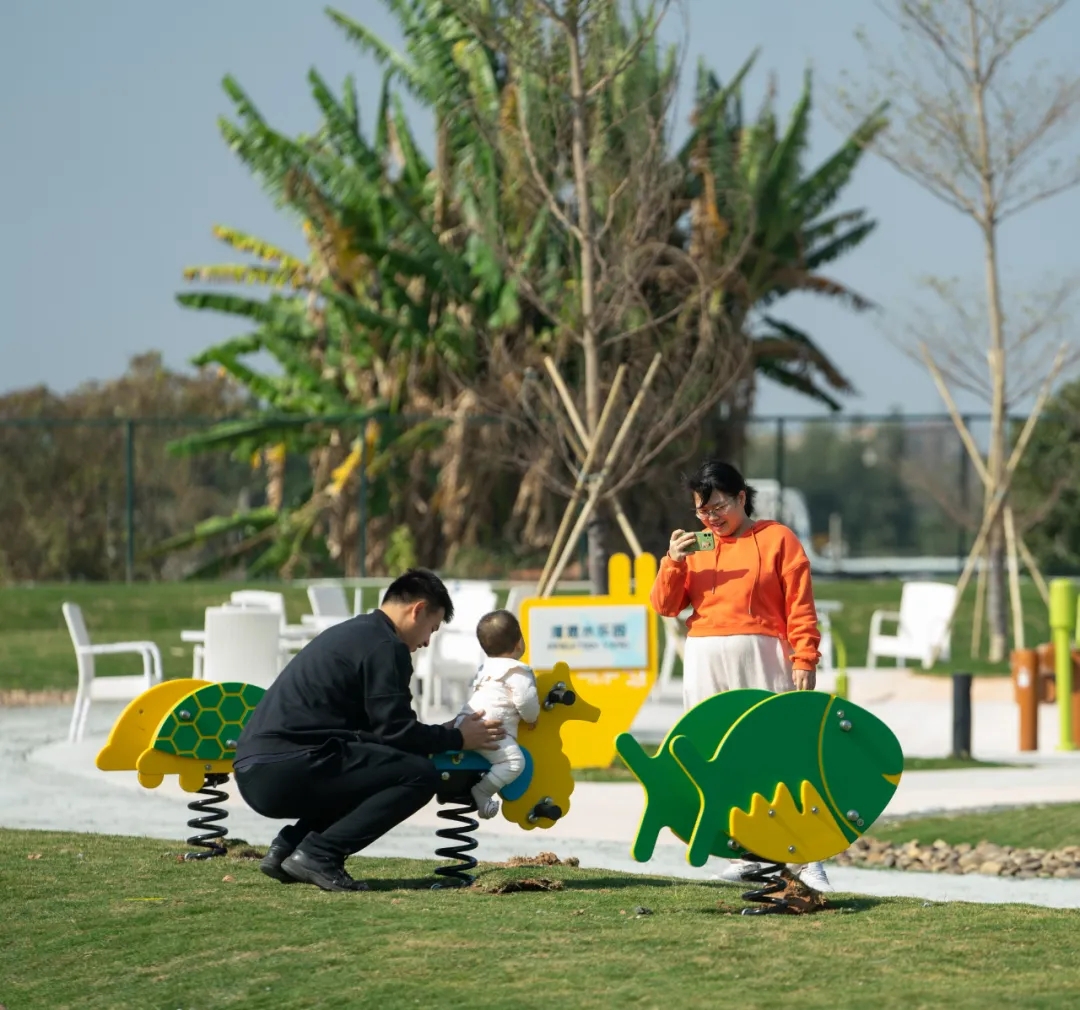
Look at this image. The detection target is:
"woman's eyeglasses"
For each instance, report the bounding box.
[695,497,736,520]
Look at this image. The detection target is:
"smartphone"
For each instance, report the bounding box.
[692,530,715,552]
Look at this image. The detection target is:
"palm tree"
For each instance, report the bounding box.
[682,56,887,411]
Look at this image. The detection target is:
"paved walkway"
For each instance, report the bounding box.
[7,701,1080,909]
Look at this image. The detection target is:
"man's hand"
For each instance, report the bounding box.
[523,720,538,731]
[458,711,505,751]
[793,668,816,691]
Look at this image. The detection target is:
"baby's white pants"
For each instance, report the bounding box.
[474,738,526,797]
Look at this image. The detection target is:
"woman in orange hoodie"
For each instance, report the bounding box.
[650,459,829,891]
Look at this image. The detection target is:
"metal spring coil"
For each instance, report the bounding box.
[739,858,790,915]
[432,803,480,888]
[184,773,231,860]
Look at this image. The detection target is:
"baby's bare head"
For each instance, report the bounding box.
[477,609,524,659]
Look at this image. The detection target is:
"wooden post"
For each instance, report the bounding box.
[926,351,1065,665]
[542,354,662,595]
[970,557,987,660]
[1003,506,1025,650]
[537,364,627,596]
[921,344,1056,614]
[1017,534,1050,608]
[1012,648,1039,752]
[543,356,645,558]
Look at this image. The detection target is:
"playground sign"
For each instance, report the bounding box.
[520,552,659,768]
[527,603,649,671]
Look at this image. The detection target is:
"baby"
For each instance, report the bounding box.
[455,609,540,819]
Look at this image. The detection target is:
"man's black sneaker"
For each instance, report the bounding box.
[281,850,370,892]
[259,841,299,884]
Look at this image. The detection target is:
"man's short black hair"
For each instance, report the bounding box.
[382,568,454,622]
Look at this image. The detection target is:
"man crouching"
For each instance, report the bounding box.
[234,568,504,891]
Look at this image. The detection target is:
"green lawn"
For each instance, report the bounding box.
[0,577,1054,692]
[872,804,1080,851]
[901,757,1016,771]
[4,830,1080,1010]
[577,754,1013,783]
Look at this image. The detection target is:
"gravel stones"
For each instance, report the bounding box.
[832,837,1080,878]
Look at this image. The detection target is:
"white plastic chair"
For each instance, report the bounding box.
[229,589,312,656]
[867,581,957,670]
[202,607,284,687]
[307,584,350,619]
[302,584,353,633]
[505,584,535,617]
[417,581,497,720]
[355,585,390,616]
[63,602,163,743]
[229,590,287,620]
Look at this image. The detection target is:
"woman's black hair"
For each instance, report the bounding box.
[686,459,756,518]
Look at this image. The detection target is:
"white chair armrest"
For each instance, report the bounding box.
[869,610,902,638]
[81,642,152,656]
[80,641,162,682]
[144,641,164,682]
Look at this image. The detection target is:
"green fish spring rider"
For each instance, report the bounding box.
[615,689,903,914]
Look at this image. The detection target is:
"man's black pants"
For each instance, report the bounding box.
[235,738,440,863]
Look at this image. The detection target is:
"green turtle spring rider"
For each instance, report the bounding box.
[616,688,904,914]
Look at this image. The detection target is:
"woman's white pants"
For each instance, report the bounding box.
[681,633,794,709]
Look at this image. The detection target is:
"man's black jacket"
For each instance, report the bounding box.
[237,610,464,759]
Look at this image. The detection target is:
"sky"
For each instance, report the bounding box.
[2,0,1079,418]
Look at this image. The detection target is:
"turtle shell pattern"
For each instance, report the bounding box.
[153,682,266,761]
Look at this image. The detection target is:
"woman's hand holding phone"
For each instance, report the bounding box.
[668,529,700,562]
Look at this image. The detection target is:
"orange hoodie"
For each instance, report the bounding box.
[649,520,821,671]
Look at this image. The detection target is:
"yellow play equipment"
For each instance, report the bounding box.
[520,552,658,769]
[429,661,600,885]
[96,678,267,857]
[97,662,600,882]
[96,679,264,792]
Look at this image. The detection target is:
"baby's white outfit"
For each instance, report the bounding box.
[455,656,540,818]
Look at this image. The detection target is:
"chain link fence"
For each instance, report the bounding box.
[0,413,1012,582]
[742,415,998,567]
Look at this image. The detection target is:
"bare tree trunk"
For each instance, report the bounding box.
[971,7,1008,662]
[983,227,1009,661]
[586,508,609,593]
[566,1,607,594]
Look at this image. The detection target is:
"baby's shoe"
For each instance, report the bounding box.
[471,784,500,819]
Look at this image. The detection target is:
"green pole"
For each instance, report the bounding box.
[124,419,135,584]
[1049,578,1076,751]
[833,631,849,699]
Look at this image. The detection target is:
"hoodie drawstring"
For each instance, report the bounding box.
[749,527,762,617]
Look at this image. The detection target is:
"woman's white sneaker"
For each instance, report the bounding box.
[712,859,765,883]
[794,861,834,892]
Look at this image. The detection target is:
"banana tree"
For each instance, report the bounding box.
[169,65,515,576]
